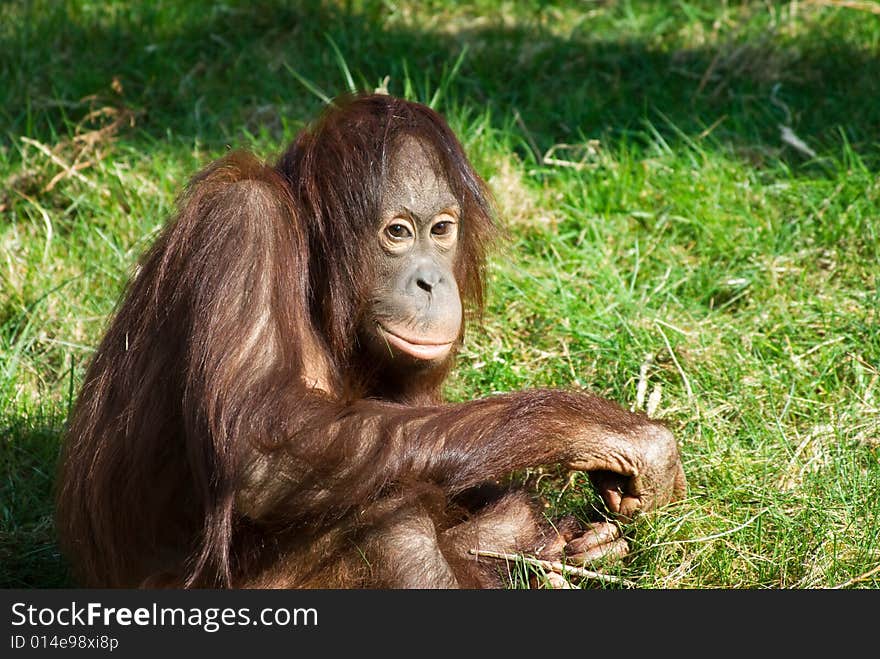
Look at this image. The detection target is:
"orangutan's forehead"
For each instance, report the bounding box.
[380,136,458,218]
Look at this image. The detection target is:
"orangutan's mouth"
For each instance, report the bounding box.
[377,324,454,361]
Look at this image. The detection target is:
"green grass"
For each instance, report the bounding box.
[2,0,879,589]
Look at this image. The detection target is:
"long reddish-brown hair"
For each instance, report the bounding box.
[56,94,497,587]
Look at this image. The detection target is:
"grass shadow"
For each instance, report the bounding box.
[0,413,71,587]
[2,1,878,172]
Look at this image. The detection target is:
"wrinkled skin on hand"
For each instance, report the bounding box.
[532,423,687,581]
[534,429,686,589]
[541,519,630,566]
[564,521,630,565]
[568,423,687,522]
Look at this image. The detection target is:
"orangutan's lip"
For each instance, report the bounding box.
[378,325,454,361]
